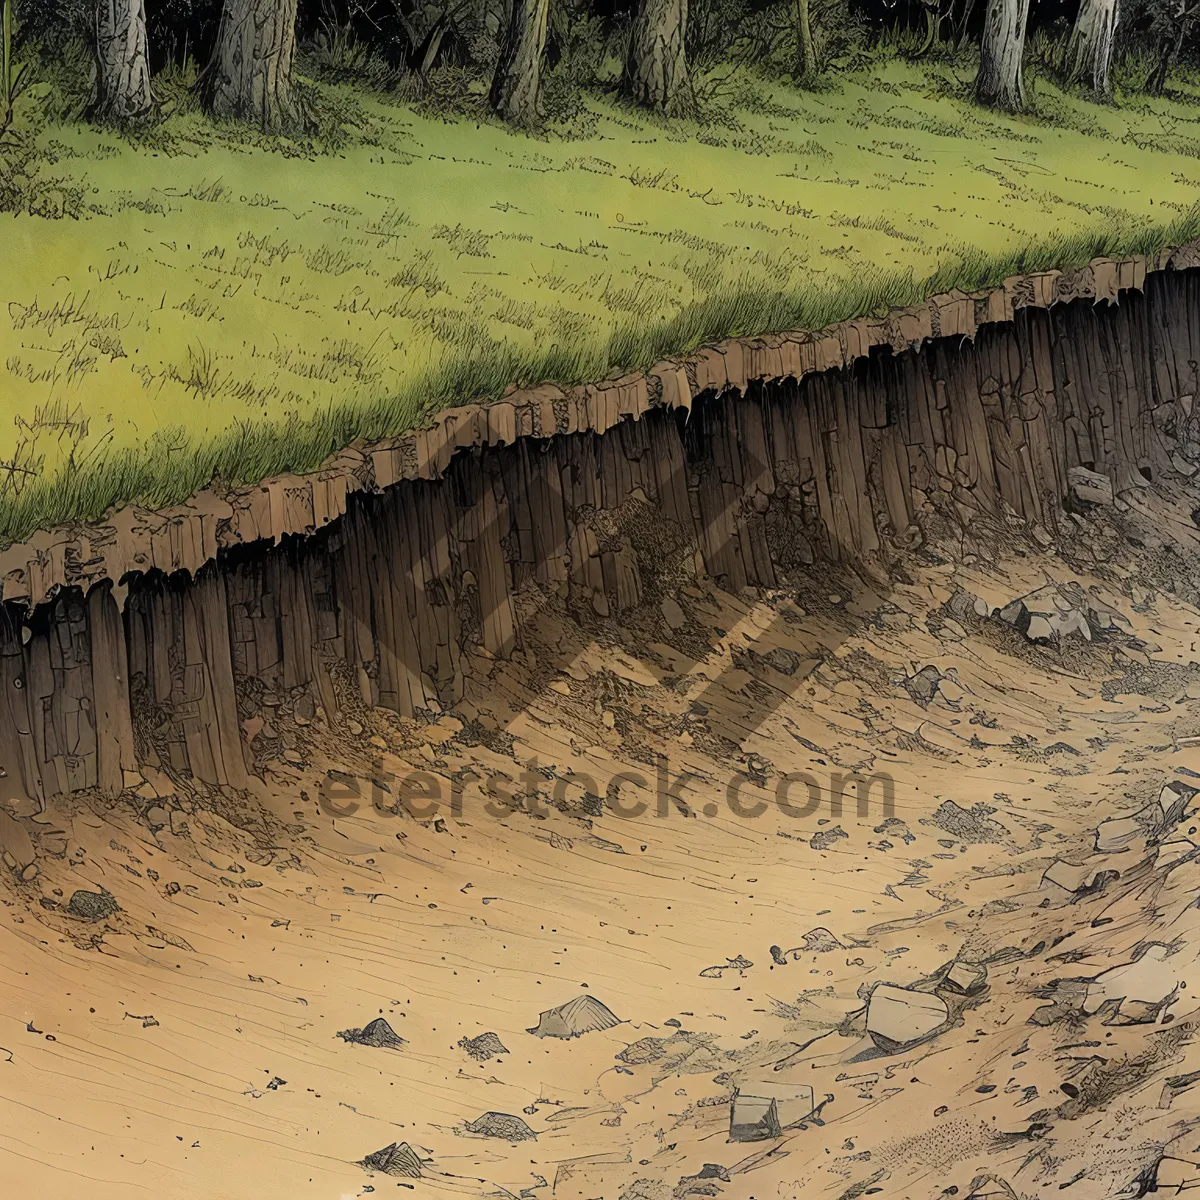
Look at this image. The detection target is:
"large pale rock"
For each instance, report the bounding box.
[866,985,948,1047]
[1083,945,1183,1018]
[1067,465,1114,506]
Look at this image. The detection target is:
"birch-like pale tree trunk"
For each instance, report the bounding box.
[796,0,816,79]
[1067,0,1119,98]
[975,0,1032,111]
[206,0,299,130]
[490,0,550,125]
[624,0,692,113]
[91,0,153,124]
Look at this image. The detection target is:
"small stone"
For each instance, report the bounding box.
[66,890,118,921]
[464,1111,536,1141]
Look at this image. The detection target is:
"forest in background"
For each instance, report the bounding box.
[1,0,1198,149]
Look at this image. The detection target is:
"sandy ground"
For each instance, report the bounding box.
[3,507,1200,1199]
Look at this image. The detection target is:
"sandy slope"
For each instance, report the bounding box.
[3,508,1200,1199]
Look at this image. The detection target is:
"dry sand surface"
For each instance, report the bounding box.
[3,504,1200,1199]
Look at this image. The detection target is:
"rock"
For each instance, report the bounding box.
[796,928,843,954]
[810,825,847,851]
[999,583,1133,644]
[1094,815,1147,854]
[903,664,943,706]
[875,816,915,844]
[731,1082,814,1139]
[1040,859,1118,896]
[617,1033,690,1065]
[145,806,169,831]
[699,954,754,978]
[66,890,118,921]
[866,985,949,1048]
[1095,782,1198,853]
[527,994,621,1038]
[728,1092,781,1142]
[0,812,35,871]
[169,809,189,837]
[359,1141,424,1178]
[336,1017,407,1049]
[999,585,1091,643]
[1155,835,1199,869]
[1083,944,1181,1019]
[1087,601,1133,635]
[464,1111,536,1141]
[458,1031,509,1061]
[1068,466,1114,506]
[942,961,987,994]
[1153,781,1198,828]
[661,596,687,630]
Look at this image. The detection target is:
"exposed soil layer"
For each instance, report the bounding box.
[2,260,1199,812]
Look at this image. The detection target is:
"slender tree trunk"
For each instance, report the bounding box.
[796,0,816,79]
[1146,5,1195,96]
[975,0,1031,111]
[490,0,550,125]
[90,0,153,123]
[624,0,692,114]
[1067,0,1119,98]
[956,0,979,50]
[206,0,299,130]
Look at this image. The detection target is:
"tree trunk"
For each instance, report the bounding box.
[1067,0,1119,98]
[206,0,299,130]
[90,0,153,124]
[1146,6,1195,96]
[490,0,550,125]
[624,0,692,114]
[975,0,1031,111]
[796,0,816,79]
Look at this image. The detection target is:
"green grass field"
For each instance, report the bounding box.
[4,53,1200,544]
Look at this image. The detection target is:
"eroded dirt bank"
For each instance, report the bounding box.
[2,263,1200,808]
[2,264,1200,1198]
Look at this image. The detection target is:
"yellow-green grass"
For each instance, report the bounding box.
[4,56,1200,545]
